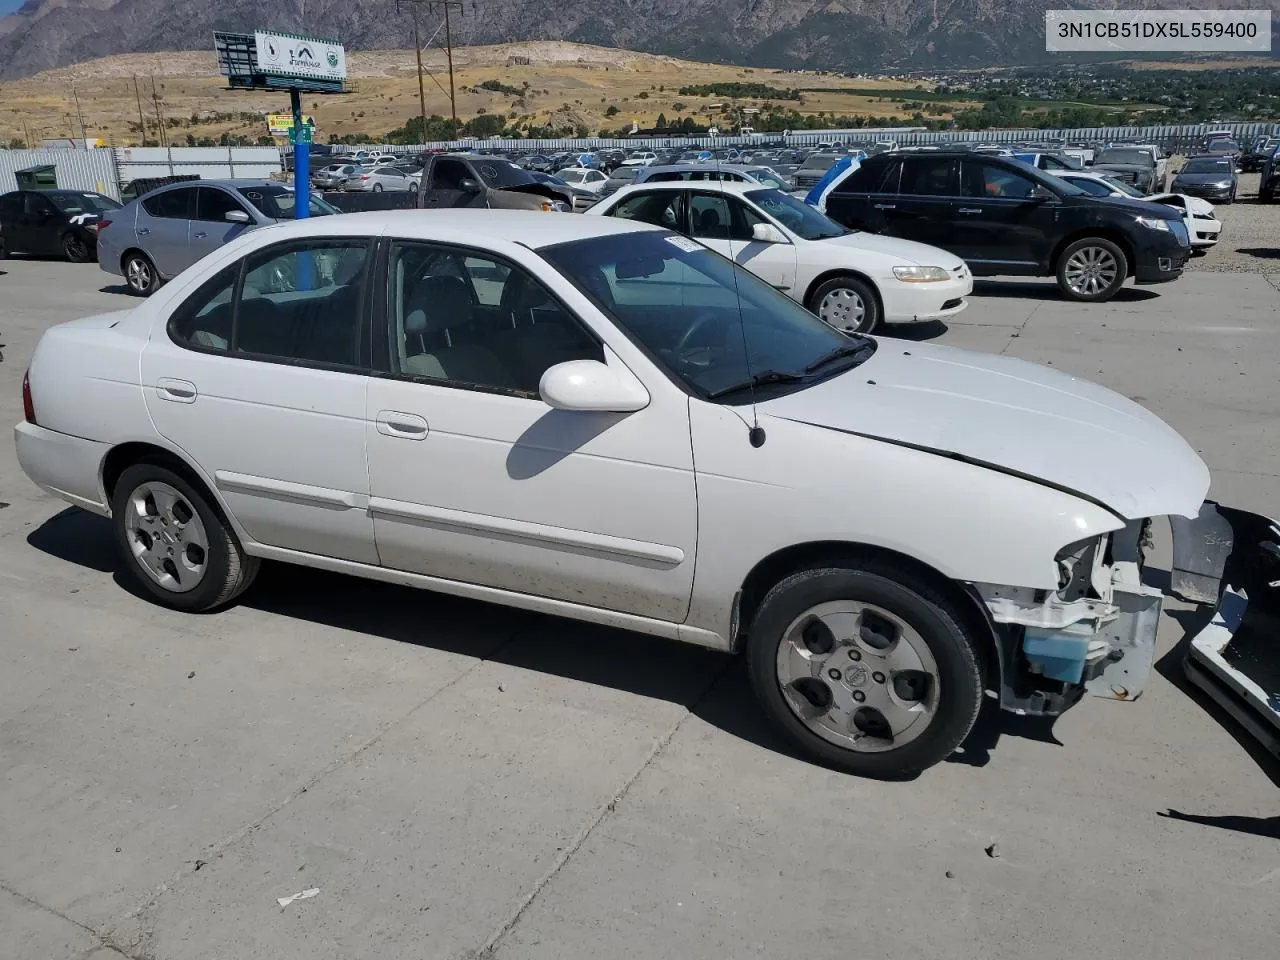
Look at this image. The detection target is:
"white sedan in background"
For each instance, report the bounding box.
[587,181,971,333]
[1050,170,1223,250]
[555,167,610,195]
[16,210,1230,778]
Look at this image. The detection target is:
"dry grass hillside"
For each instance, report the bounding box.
[0,41,954,146]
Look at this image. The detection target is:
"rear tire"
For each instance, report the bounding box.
[807,275,880,334]
[123,251,159,297]
[63,232,92,263]
[1055,237,1128,303]
[747,561,984,778]
[373,184,383,192]
[111,462,259,612]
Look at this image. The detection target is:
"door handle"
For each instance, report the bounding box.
[376,411,428,440]
[957,207,984,215]
[872,203,896,210]
[137,228,151,236]
[156,378,197,403]
[192,231,207,239]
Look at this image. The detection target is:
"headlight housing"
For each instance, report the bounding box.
[1134,216,1170,231]
[892,265,950,282]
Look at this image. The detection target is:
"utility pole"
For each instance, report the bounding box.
[150,75,168,147]
[398,0,463,136]
[413,11,427,142]
[71,83,88,144]
[132,74,149,146]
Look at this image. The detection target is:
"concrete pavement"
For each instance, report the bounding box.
[0,258,1276,960]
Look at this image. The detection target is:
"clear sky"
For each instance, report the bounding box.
[0,0,26,14]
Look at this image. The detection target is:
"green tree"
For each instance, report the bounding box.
[605,105,619,117]
[656,113,668,128]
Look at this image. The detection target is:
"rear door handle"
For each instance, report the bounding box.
[376,411,428,440]
[957,207,984,215]
[872,203,896,210]
[156,378,197,403]
[137,227,151,236]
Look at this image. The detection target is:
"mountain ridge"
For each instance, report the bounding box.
[1,0,1276,80]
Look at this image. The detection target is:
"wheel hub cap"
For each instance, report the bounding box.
[123,481,208,593]
[1064,247,1118,296]
[818,287,866,332]
[776,601,941,753]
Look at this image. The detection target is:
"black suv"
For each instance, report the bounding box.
[825,153,1190,302]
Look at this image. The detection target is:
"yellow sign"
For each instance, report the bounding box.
[267,113,315,137]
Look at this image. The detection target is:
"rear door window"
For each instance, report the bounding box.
[898,158,959,197]
[143,187,196,219]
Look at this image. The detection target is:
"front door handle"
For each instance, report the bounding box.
[192,231,207,239]
[957,207,984,215]
[376,411,428,440]
[872,203,896,210]
[156,378,197,403]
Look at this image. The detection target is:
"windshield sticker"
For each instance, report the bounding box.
[664,235,704,254]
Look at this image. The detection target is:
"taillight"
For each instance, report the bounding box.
[22,369,36,424]
[96,218,112,232]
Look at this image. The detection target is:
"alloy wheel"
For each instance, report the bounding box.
[776,600,940,753]
[122,481,209,593]
[126,257,153,293]
[1063,245,1119,297]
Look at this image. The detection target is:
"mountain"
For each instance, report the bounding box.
[0,0,1276,80]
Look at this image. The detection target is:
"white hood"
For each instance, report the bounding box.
[820,232,967,271]
[1145,192,1217,218]
[759,340,1209,520]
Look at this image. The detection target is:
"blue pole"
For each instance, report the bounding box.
[290,87,310,220]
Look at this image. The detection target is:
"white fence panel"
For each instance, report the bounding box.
[0,149,120,199]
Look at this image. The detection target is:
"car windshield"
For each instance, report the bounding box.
[798,155,840,173]
[559,170,587,182]
[747,168,789,189]
[744,188,847,241]
[1097,176,1145,198]
[1207,141,1239,153]
[539,230,872,401]
[1181,158,1233,175]
[1095,149,1153,166]
[237,186,337,219]
[611,167,641,181]
[47,192,120,214]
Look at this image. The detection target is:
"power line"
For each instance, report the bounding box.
[397,0,466,132]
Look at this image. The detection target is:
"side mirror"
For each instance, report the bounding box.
[225,209,251,224]
[751,222,789,243]
[539,360,649,413]
[459,178,482,193]
[1027,186,1056,203]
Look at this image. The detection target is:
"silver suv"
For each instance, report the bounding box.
[96,180,338,296]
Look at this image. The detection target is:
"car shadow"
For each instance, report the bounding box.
[878,319,948,342]
[1235,247,1280,260]
[24,506,1098,779]
[99,283,136,296]
[971,280,1160,302]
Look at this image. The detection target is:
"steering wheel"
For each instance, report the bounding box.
[673,312,724,369]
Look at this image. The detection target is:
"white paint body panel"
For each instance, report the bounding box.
[587,182,973,323]
[14,209,1212,653]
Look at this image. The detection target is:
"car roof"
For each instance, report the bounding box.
[152,179,281,190]
[613,181,760,196]
[242,209,664,249]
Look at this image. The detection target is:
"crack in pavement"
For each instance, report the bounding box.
[469,657,736,960]
[998,301,1042,356]
[110,619,540,960]
[1,880,134,959]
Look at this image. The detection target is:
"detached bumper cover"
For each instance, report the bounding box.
[1171,503,1280,757]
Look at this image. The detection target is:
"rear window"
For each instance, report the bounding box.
[47,193,120,215]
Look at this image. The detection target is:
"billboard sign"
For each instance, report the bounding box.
[267,113,316,137]
[254,30,347,84]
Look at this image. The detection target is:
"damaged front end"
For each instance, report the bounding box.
[972,503,1280,757]
[1171,503,1280,758]
[974,519,1163,716]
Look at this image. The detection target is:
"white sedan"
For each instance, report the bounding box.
[587,181,971,333]
[555,167,610,195]
[15,210,1219,777]
[1050,170,1222,249]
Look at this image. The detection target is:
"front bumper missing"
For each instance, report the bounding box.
[1171,502,1280,758]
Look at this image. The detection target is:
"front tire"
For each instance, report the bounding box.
[123,251,158,297]
[1055,237,1128,302]
[807,275,880,334]
[747,561,984,778]
[111,462,259,612]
